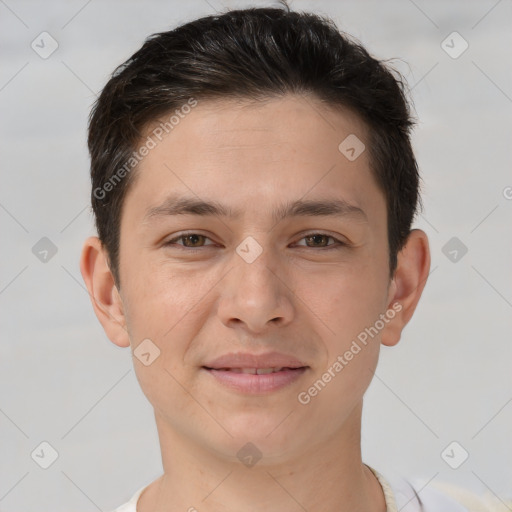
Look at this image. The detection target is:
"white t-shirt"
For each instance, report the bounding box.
[110,465,510,512]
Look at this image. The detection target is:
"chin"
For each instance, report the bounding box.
[211,413,304,462]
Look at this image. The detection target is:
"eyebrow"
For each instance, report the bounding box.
[143,195,368,225]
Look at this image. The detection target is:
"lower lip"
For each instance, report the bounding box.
[203,367,308,394]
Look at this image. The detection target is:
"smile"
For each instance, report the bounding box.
[202,366,308,393]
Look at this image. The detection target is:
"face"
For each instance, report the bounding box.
[112,95,399,462]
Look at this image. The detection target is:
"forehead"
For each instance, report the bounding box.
[123,95,384,223]
[149,95,369,164]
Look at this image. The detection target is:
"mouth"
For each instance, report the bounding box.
[204,366,304,374]
[201,366,309,393]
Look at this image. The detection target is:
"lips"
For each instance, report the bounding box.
[214,367,289,374]
[203,351,307,371]
[202,352,309,393]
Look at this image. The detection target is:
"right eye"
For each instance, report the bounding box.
[163,232,216,250]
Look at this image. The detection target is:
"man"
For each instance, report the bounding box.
[80,5,505,511]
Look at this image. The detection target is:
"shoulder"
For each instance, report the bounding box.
[425,480,512,512]
[393,475,511,512]
[371,466,511,512]
[107,500,136,512]
[107,484,148,512]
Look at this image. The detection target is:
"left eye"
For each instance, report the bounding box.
[295,233,344,248]
[164,233,344,249]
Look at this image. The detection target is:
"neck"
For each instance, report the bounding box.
[138,403,386,512]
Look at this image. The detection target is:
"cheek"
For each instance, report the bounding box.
[307,259,388,337]
[297,259,388,396]
[296,270,385,415]
[121,268,206,415]
[121,261,222,373]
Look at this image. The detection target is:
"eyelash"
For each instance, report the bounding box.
[163,232,347,251]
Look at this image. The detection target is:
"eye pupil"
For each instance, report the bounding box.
[184,234,203,247]
[306,234,328,247]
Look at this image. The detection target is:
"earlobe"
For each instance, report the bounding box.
[80,236,131,348]
[381,229,431,347]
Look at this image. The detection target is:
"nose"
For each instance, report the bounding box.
[217,246,295,334]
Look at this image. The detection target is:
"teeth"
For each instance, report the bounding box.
[221,367,284,374]
[256,367,283,374]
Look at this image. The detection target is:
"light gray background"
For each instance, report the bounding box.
[1,0,511,510]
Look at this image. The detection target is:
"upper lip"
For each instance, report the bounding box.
[203,351,308,370]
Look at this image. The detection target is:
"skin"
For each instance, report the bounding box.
[81,94,430,512]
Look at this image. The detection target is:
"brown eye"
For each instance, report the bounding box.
[164,233,214,249]
[304,234,331,247]
[181,234,206,247]
[295,233,345,249]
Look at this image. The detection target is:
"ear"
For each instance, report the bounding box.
[381,229,431,347]
[80,236,130,348]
